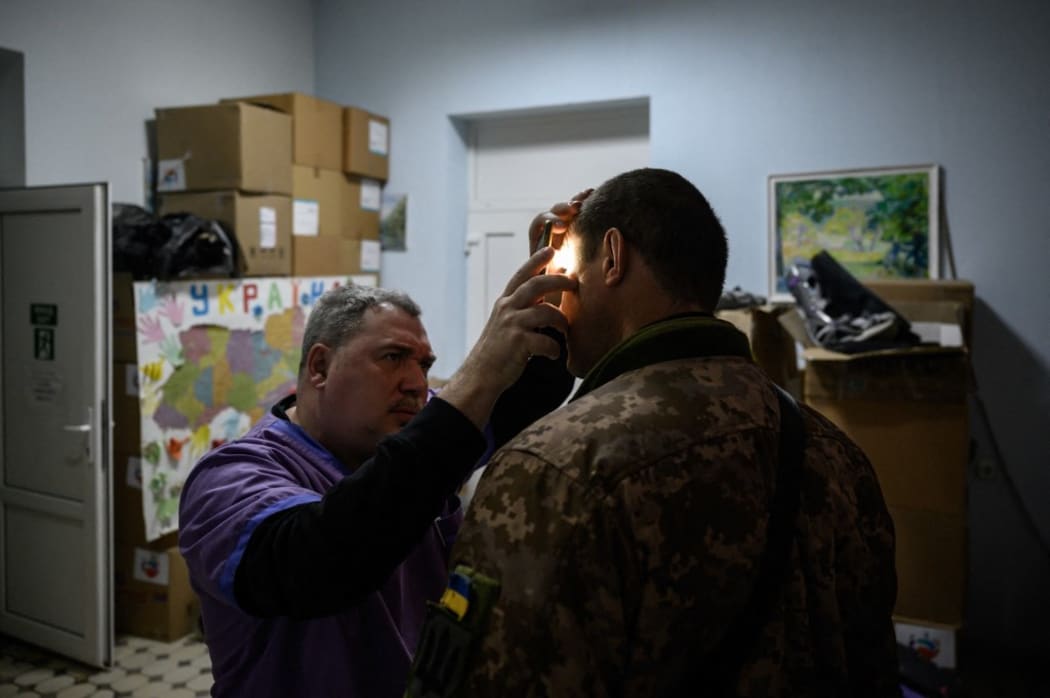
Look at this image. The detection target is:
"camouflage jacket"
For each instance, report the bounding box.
[452,316,898,697]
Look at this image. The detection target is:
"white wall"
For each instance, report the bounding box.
[0,0,315,204]
[314,0,1050,656]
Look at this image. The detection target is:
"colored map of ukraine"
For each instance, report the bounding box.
[153,315,302,435]
[135,279,319,542]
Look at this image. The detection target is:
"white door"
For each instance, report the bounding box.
[0,183,112,667]
[465,100,650,348]
[460,102,649,505]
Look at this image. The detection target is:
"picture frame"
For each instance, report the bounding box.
[768,164,939,301]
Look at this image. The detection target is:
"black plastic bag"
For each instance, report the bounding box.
[112,204,244,280]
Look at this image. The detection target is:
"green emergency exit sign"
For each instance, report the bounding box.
[34,327,55,361]
[31,303,58,326]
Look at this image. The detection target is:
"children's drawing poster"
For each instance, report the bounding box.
[133,275,376,541]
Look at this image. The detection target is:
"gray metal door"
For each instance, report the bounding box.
[0,183,112,667]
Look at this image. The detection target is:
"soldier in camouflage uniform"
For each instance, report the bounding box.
[444,168,899,696]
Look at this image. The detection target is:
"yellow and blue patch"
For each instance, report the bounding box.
[438,571,472,620]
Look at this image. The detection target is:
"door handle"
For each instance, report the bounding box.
[64,406,94,461]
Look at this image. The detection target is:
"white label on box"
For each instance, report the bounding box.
[259,206,277,249]
[911,321,963,348]
[133,547,170,586]
[360,180,381,211]
[894,620,957,669]
[368,120,389,156]
[126,456,142,489]
[360,240,381,272]
[349,274,379,288]
[126,364,140,397]
[156,158,186,192]
[293,199,320,236]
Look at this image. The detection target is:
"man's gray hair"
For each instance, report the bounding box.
[298,285,421,372]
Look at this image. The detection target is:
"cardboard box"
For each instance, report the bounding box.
[804,347,970,515]
[113,361,142,454]
[113,273,137,363]
[892,508,967,626]
[160,191,292,277]
[894,616,961,670]
[115,543,199,642]
[224,92,343,170]
[292,165,344,238]
[292,237,382,277]
[865,279,974,348]
[341,175,382,239]
[784,288,974,516]
[717,305,800,397]
[155,102,292,195]
[343,107,389,181]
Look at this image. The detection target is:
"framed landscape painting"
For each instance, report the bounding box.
[768,164,939,300]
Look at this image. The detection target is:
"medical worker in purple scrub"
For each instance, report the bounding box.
[179,235,582,697]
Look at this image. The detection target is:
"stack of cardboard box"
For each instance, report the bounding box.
[154,101,294,277]
[716,305,801,397]
[786,279,975,669]
[219,93,387,281]
[112,273,200,641]
[153,93,389,281]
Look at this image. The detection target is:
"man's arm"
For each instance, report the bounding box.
[231,251,576,619]
[233,397,483,619]
[488,330,573,449]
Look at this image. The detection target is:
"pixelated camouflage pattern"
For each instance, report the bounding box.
[453,356,898,697]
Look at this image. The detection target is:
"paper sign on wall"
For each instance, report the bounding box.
[360,180,381,212]
[368,120,389,156]
[360,240,381,272]
[293,199,320,236]
[259,206,277,248]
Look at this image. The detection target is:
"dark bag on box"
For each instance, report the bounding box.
[112,203,244,280]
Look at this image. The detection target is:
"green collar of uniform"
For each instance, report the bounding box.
[571,313,752,402]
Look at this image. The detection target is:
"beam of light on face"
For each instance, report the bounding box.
[550,237,578,275]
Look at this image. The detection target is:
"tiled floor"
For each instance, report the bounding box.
[0,633,211,698]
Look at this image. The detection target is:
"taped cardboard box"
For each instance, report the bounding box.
[293,237,381,278]
[343,107,389,181]
[717,305,800,397]
[155,102,292,195]
[224,92,343,171]
[783,291,973,516]
[160,191,292,277]
[804,346,969,515]
[113,273,137,363]
[341,175,382,239]
[115,543,199,642]
[292,236,361,276]
[891,507,967,626]
[113,361,142,454]
[292,165,344,238]
[865,279,974,347]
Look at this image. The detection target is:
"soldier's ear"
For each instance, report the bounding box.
[602,227,627,287]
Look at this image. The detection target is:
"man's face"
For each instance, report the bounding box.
[552,228,618,378]
[314,303,434,466]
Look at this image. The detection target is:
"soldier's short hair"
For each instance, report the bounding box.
[298,285,421,372]
[573,168,728,310]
